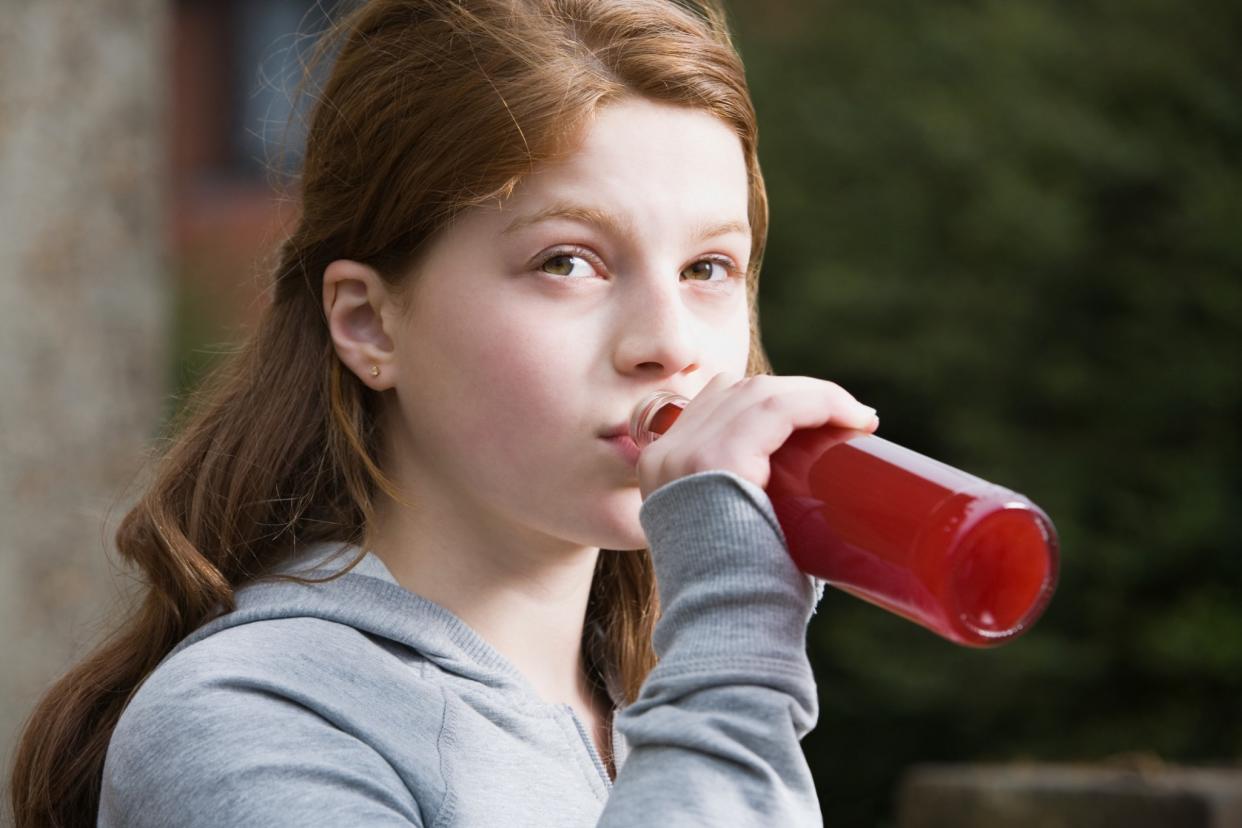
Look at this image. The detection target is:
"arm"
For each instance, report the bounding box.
[597,468,825,828]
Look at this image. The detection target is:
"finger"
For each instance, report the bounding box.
[639,370,749,482]
[783,377,876,431]
[707,375,877,438]
[706,385,871,474]
[667,370,744,433]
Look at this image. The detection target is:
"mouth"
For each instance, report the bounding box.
[600,433,642,467]
[598,422,630,439]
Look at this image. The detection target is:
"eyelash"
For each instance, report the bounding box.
[535,245,744,286]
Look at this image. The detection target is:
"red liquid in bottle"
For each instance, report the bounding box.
[632,395,1059,648]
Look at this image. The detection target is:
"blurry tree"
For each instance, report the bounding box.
[0,0,168,798]
[727,0,1241,823]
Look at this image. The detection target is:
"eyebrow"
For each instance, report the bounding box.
[502,201,750,243]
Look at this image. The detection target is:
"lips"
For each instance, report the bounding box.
[599,422,630,439]
[601,433,642,467]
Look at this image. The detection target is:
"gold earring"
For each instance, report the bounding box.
[369,365,380,377]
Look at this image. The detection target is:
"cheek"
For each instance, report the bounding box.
[431,296,581,465]
[698,302,752,376]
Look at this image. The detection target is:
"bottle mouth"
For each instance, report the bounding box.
[948,505,1060,642]
[629,391,687,449]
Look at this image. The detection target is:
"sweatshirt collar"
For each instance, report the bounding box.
[165,541,626,711]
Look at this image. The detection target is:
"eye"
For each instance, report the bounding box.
[533,246,744,285]
[537,246,603,280]
[682,256,742,283]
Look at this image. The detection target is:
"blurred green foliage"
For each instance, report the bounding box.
[728,0,1240,822]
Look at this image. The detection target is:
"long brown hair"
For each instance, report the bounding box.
[8,0,772,824]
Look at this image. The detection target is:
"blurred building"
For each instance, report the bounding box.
[169,0,328,335]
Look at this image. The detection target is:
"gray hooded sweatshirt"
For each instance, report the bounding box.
[98,469,827,826]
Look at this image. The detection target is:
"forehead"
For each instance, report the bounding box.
[505,97,750,223]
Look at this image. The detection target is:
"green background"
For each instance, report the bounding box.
[727,0,1240,823]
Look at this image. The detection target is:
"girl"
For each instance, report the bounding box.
[10,0,880,825]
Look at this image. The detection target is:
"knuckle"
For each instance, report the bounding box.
[743,373,772,392]
[683,448,709,470]
[819,378,844,394]
[758,393,783,413]
[686,448,724,475]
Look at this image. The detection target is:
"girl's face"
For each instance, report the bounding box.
[384,96,752,551]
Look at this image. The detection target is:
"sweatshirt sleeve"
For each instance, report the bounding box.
[597,469,826,828]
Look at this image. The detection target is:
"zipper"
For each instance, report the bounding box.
[560,704,614,791]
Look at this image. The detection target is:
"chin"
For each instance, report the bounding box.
[580,493,649,551]
[598,535,649,552]
[597,522,649,552]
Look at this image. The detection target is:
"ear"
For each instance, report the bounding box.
[322,259,401,389]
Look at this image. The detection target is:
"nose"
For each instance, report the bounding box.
[612,276,700,378]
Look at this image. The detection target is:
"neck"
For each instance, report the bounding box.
[365,472,604,709]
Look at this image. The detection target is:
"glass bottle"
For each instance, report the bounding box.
[630,390,1060,647]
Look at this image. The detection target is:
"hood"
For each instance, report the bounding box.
[162,540,626,710]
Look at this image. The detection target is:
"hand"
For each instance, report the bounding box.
[636,372,880,499]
